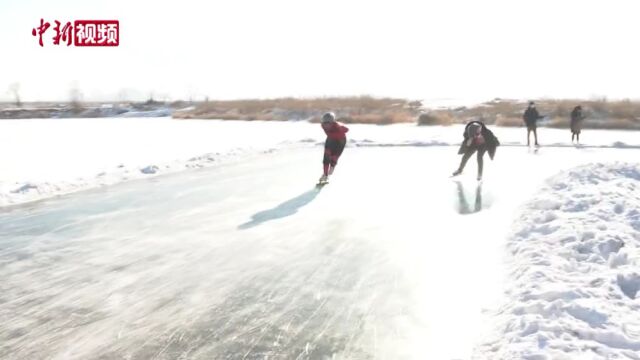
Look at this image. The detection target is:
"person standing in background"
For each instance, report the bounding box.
[570,105,586,144]
[523,101,544,147]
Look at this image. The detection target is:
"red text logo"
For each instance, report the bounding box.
[32,19,119,47]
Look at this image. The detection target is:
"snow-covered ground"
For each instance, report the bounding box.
[3,117,640,207]
[475,163,640,360]
[0,118,318,206]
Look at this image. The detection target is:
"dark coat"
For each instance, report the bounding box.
[523,106,543,128]
[570,107,585,133]
[457,121,500,159]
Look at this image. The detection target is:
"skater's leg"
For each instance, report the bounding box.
[322,147,331,176]
[329,156,338,174]
[534,128,539,146]
[576,132,580,144]
[329,139,346,175]
[527,128,532,146]
[571,132,575,142]
[454,148,476,175]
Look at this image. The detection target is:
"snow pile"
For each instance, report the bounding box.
[476,163,640,360]
[0,145,304,207]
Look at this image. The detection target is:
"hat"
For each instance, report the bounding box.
[321,112,336,123]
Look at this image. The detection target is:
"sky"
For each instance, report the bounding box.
[1,0,639,102]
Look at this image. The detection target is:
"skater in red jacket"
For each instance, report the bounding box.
[319,112,349,183]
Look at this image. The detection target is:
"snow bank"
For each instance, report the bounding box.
[117,108,172,117]
[0,118,319,207]
[476,163,640,360]
[2,118,640,207]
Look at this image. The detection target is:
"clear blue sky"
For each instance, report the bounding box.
[1,0,639,102]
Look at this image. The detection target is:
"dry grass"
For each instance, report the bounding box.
[201,97,406,112]
[326,111,414,125]
[494,115,524,127]
[420,98,640,129]
[417,111,454,126]
[172,96,640,129]
[173,96,418,124]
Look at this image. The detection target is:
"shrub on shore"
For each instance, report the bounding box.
[173,96,640,129]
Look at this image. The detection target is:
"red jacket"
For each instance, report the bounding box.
[322,121,349,140]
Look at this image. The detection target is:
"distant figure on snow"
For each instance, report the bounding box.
[570,105,586,144]
[319,112,349,183]
[452,121,500,181]
[523,101,544,147]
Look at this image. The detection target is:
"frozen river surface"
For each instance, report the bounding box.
[1,145,637,359]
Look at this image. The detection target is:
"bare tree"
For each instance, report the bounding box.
[69,81,83,111]
[8,82,21,107]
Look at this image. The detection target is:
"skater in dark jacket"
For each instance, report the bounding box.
[523,101,544,146]
[570,105,586,143]
[319,112,349,183]
[452,121,500,180]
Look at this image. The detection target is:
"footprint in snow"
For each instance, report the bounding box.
[617,273,640,299]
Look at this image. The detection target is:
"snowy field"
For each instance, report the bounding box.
[477,163,640,359]
[2,117,640,207]
[1,118,640,359]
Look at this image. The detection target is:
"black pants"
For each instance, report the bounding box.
[571,128,581,142]
[527,126,538,146]
[323,138,346,166]
[457,145,487,178]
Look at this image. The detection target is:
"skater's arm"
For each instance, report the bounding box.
[533,109,543,119]
[323,122,349,137]
[322,122,339,136]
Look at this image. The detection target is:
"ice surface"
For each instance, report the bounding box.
[2,144,640,359]
[2,118,640,358]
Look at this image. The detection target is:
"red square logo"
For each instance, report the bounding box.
[74,20,119,46]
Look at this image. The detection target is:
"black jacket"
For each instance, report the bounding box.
[523,107,543,127]
[457,121,500,159]
[570,107,585,132]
